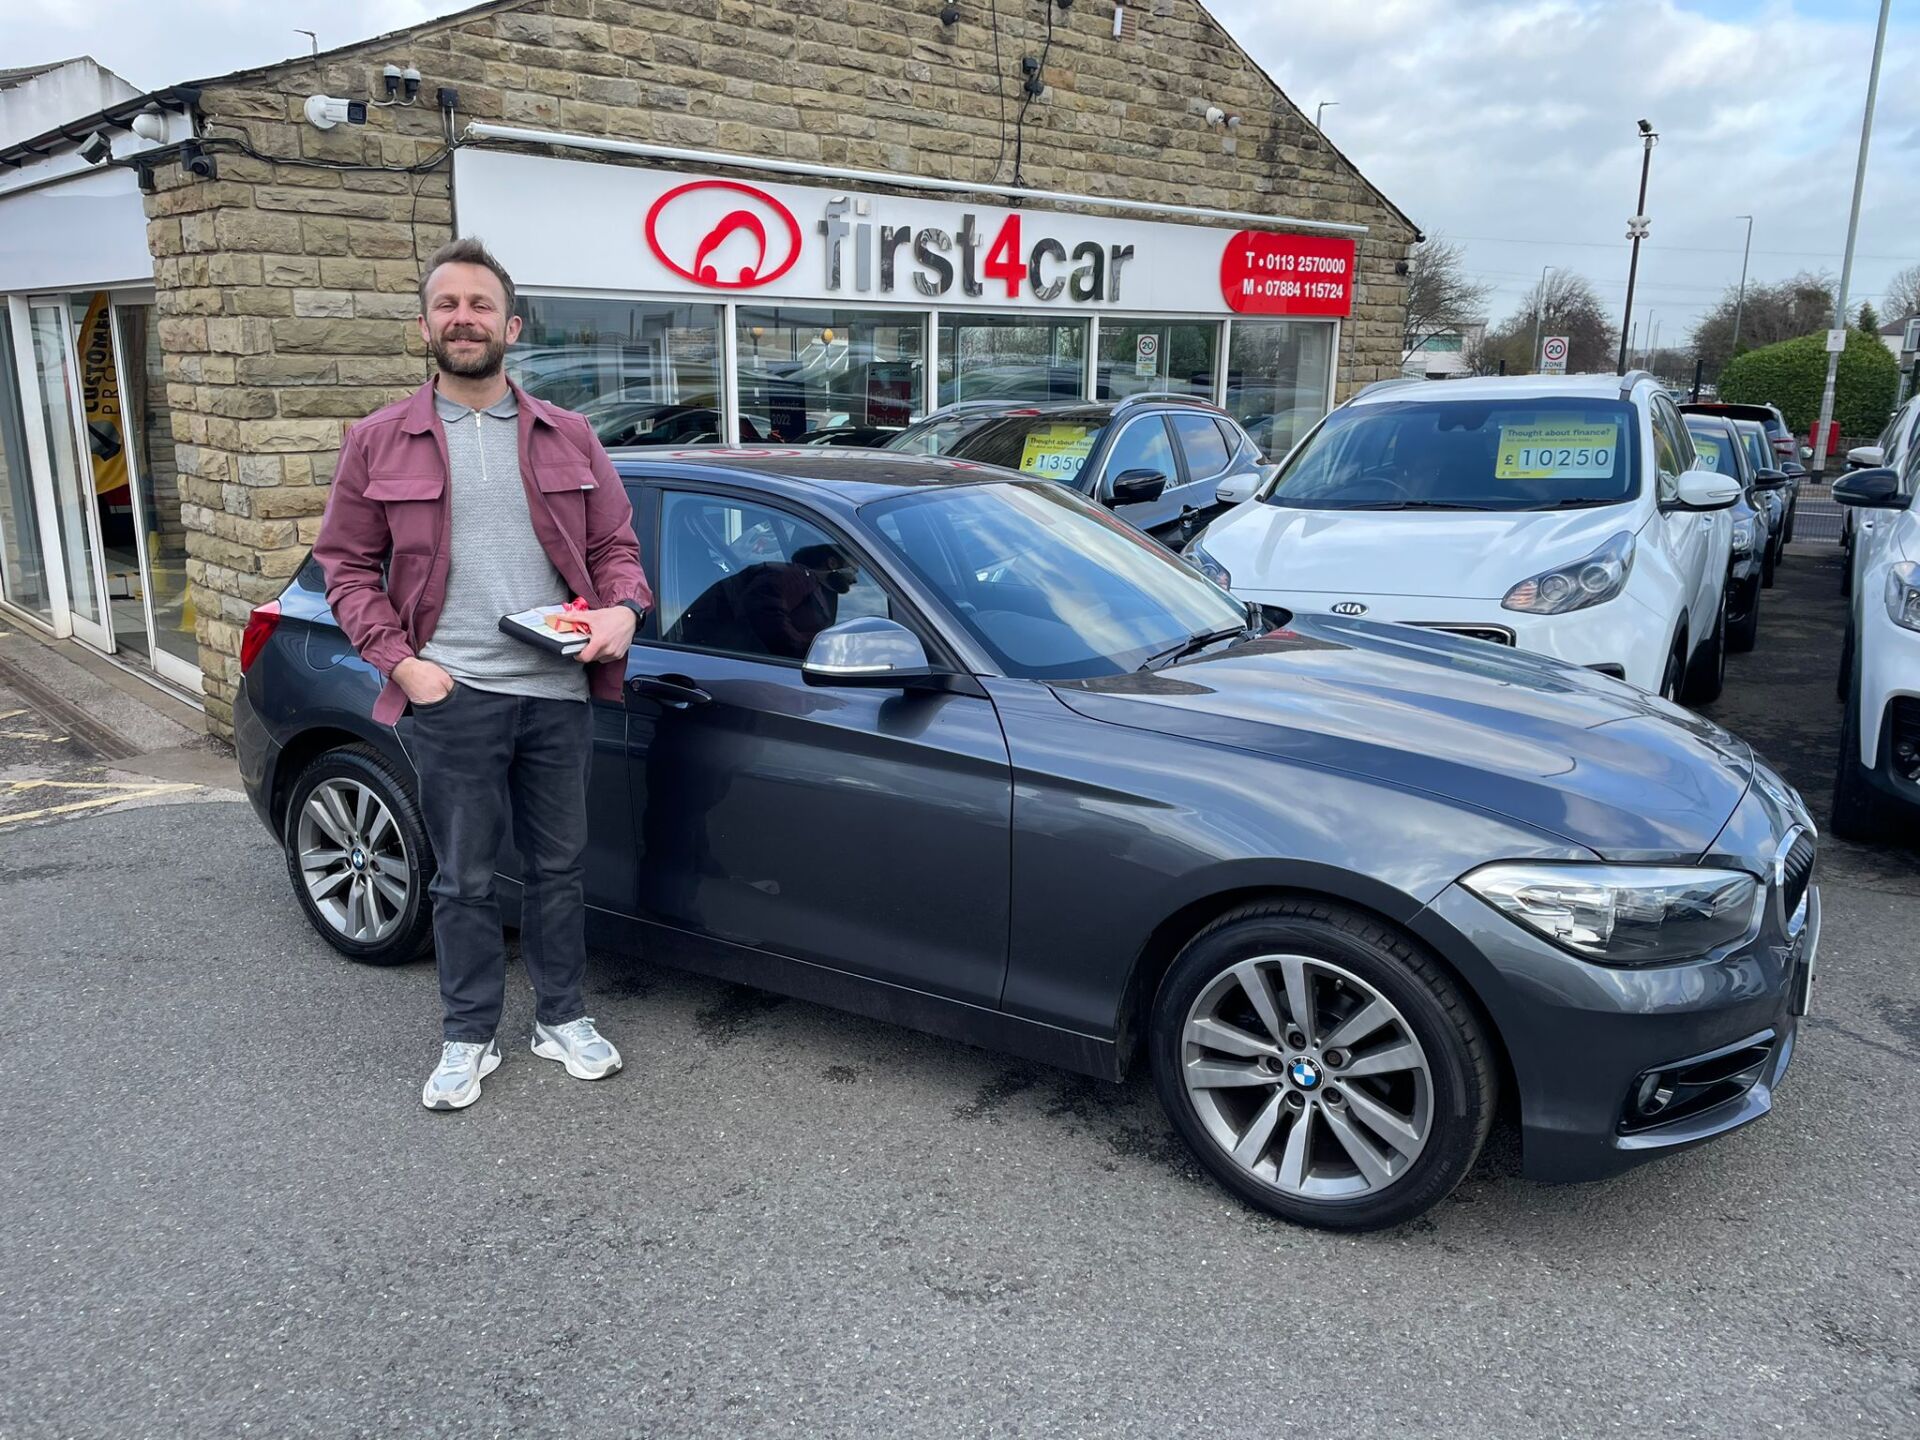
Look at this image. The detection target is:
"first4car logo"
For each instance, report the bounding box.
[644,179,803,289]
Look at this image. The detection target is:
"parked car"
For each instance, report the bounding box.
[1728,417,1792,587]
[885,394,1266,543]
[1186,373,1740,703]
[1842,395,1920,596]
[1680,400,1804,541]
[1831,448,1920,839]
[1682,413,1769,652]
[235,449,1819,1231]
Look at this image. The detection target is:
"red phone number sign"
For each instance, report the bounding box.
[1220,232,1356,317]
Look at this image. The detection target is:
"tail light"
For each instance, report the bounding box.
[240,600,282,674]
[1771,436,1795,457]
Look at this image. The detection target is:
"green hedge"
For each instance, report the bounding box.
[1718,329,1898,436]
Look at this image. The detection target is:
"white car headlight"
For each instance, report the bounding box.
[1462,862,1761,965]
[1731,516,1757,555]
[1502,532,1635,616]
[1886,561,1920,633]
[1183,537,1231,590]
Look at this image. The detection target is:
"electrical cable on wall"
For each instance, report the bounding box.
[1010,0,1057,189]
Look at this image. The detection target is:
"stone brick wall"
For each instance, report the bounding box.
[143,0,1415,734]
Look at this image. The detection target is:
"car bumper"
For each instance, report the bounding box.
[232,676,281,835]
[1234,587,1671,692]
[1413,879,1815,1184]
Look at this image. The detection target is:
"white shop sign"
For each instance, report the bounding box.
[454,149,1353,318]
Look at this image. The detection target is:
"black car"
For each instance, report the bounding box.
[235,450,1819,1231]
[1683,413,1775,651]
[885,395,1266,543]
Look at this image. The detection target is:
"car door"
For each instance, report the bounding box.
[1168,412,1238,512]
[1650,395,1714,650]
[621,482,1013,1006]
[1096,413,1182,535]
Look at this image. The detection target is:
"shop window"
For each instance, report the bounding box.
[1224,319,1335,460]
[736,306,924,444]
[1096,321,1217,401]
[0,318,53,621]
[937,315,1086,406]
[509,297,724,448]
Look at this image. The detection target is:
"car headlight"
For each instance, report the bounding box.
[1461,862,1761,965]
[1501,532,1635,616]
[1888,561,1920,633]
[1731,516,1756,555]
[1184,537,1231,590]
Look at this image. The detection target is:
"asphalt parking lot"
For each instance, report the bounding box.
[2,542,1916,1439]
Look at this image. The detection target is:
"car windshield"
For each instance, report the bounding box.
[888,413,1110,487]
[1262,397,1641,511]
[865,482,1248,680]
[1684,421,1742,479]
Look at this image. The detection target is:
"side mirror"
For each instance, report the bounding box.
[1109,468,1168,505]
[1672,468,1741,511]
[1831,466,1907,509]
[1799,444,1813,460]
[802,617,939,688]
[1214,467,1267,506]
[1751,468,1791,490]
[1847,445,1885,471]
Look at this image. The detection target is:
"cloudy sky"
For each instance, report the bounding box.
[11,0,1915,345]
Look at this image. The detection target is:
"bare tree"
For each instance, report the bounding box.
[1882,263,1920,326]
[1402,237,1491,362]
[1473,271,1620,376]
[1688,271,1836,379]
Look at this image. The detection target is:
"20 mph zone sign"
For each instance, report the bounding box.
[1541,336,1570,374]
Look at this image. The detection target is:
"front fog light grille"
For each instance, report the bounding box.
[1892,698,1920,785]
[1620,1033,1776,1134]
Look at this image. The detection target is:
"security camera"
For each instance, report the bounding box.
[1204,105,1226,126]
[1637,118,1653,135]
[939,1,960,23]
[78,130,112,165]
[182,141,218,181]
[130,111,167,143]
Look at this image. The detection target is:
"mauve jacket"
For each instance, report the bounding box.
[312,379,654,727]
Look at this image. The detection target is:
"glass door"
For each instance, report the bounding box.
[0,315,55,624]
[26,298,111,650]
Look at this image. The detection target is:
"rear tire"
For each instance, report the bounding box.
[1149,899,1496,1232]
[1728,576,1760,654]
[1682,592,1727,705]
[283,744,435,966]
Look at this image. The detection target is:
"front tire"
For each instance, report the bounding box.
[1149,899,1496,1232]
[283,744,435,965]
[1728,575,1760,653]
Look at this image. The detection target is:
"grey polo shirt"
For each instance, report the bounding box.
[417,387,587,701]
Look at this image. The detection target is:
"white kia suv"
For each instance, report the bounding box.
[1832,445,1920,838]
[1184,373,1741,703]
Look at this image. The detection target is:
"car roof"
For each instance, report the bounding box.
[608,445,1021,505]
[1346,373,1651,408]
[1678,401,1784,426]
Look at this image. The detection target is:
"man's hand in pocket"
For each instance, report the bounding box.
[393,656,456,705]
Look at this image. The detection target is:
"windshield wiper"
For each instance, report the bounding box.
[1343,500,1501,511]
[1138,624,1251,672]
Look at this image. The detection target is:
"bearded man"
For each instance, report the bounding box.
[313,237,654,1110]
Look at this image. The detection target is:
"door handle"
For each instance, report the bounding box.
[626,673,713,709]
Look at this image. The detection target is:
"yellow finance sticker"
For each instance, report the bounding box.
[1017,424,1097,478]
[1692,435,1723,467]
[1494,421,1620,480]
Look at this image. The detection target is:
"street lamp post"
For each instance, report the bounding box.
[1315,101,1338,130]
[1530,265,1556,372]
[1730,215,1755,353]
[1813,0,1892,478]
[1617,120,1658,376]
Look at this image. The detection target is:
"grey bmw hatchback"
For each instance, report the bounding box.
[235,449,1819,1230]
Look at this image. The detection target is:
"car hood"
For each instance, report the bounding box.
[1052,614,1753,861]
[1201,502,1642,600]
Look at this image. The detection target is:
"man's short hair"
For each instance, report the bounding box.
[419,237,516,315]
[793,544,850,572]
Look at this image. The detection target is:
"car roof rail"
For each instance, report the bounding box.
[1617,369,1656,399]
[1353,377,1425,400]
[1111,391,1224,414]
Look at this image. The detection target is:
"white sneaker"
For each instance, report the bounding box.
[531,1017,622,1080]
[422,1039,501,1110]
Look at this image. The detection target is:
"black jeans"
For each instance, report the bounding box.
[409,684,593,1042]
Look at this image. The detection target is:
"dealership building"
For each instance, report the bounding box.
[0,0,1416,736]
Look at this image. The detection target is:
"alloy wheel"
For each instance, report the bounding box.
[295,778,411,945]
[1180,954,1433,1199]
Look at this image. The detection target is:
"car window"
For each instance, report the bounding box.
[867,481,1247,681]
[1649,398,1686,503]
[1170,413,1232,481]
[1098,416,1177,494]
[1263,396,1640,512]
[1683,422,1741,479]
[926,414,1109,487]
[657,491,893,663]
[1735,423,1772,475]
[1214,417,1247,460]
[1651,395,1695,471]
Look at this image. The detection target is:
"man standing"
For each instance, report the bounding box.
[313,237,653,1111]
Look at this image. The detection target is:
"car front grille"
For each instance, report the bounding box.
[1779,829,1815,934]
[1409,623,1516,646]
